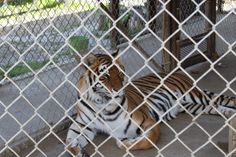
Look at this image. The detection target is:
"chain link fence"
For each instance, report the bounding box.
[0,0,236,157]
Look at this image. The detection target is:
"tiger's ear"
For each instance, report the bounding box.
[112,49,123,64]
[85,53,97,66]
[111,49,119,58]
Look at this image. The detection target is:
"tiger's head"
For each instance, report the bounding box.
[78,50,125,105]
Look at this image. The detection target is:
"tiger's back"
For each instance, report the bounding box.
[124,72,194,120]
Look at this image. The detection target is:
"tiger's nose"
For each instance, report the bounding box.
[92,87,97,92]
[112,86,121,92]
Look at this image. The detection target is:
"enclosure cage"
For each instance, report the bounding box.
[0,0,236,157]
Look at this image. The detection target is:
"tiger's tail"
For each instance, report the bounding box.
[182,90,236,116]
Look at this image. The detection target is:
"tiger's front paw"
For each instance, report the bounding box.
[116,139,134,150]
[116,139,124,149]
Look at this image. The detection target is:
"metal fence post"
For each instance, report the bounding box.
[162,0,180,72]
[110,0,120,49]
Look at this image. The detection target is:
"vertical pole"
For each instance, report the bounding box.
[148,0,157,33]
[176,7,181,61]
[170,0,180,66]
[229,120,236,157]
[205,0,217,60]
[110,0,119,49]
[217,0,223,12]
[163,0,171,72]
[162,0,180,72]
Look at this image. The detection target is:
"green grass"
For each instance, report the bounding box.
[128,26,143,36]
[98,18,111,32]
[0,60,50,78]
[53,51,74,62]
[69,35,89,52]
[2,0,33,6]
[0,1,95,20]
[1,0,63,18]
[0,69,4,80]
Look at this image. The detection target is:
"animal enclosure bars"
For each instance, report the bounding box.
[0,0,236,157]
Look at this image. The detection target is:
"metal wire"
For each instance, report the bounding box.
[0,0,236,157]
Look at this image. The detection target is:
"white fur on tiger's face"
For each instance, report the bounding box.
[78,52,125,106]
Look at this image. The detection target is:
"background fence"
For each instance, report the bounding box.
[0,0,236,157]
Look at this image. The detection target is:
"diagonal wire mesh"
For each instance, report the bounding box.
[0,0,236,157]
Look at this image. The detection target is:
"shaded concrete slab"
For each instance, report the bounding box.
[26,114,227,157]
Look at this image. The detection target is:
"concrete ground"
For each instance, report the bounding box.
[23,114,228,157]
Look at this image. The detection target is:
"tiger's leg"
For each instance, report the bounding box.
[117,118,160,150]
[66,122,96,157]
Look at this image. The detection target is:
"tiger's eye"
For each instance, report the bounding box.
[119,72,124,78]
[100,74,109,81]
[103,74,109,79]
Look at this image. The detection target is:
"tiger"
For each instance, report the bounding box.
[66,50,236,157]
